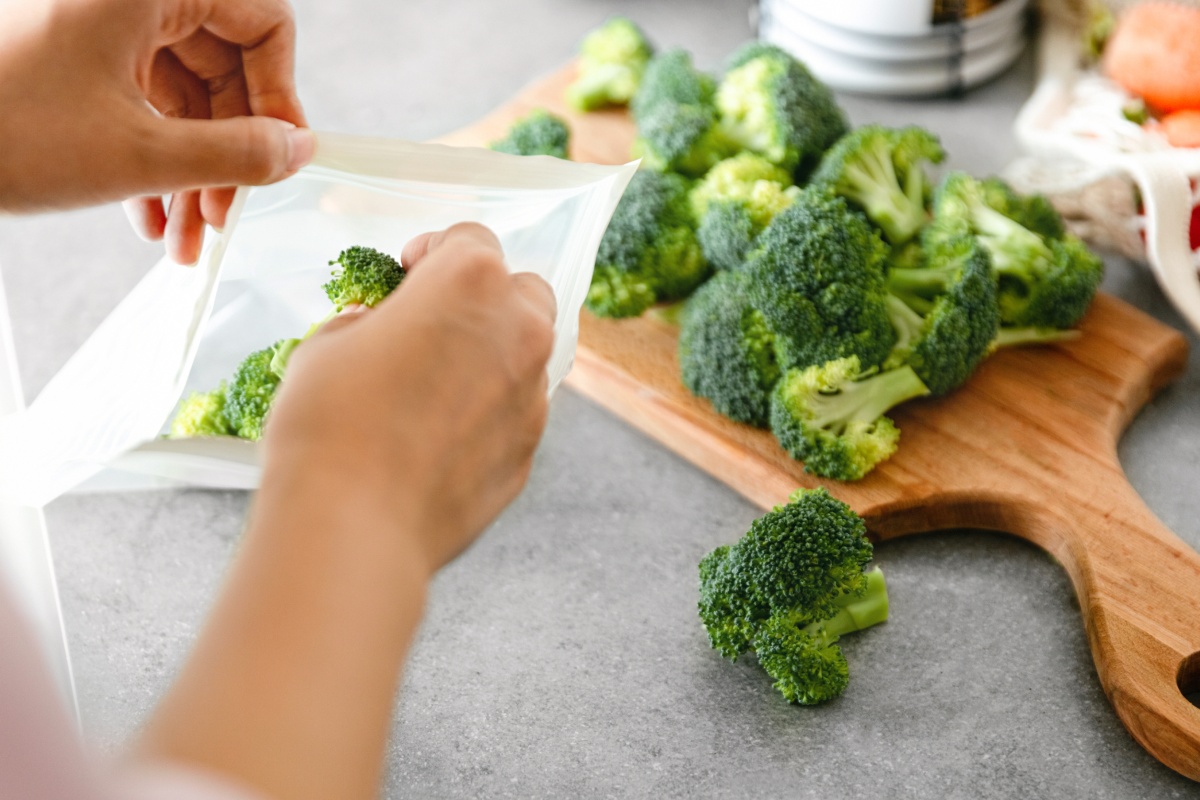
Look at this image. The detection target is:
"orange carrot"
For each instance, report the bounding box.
[1103,2,1200,113]
[1160,110,1200,148]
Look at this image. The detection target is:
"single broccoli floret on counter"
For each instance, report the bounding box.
[224,345,285,441]
[885,233,999,395]
[323,245,407,311]
[489,109,571,158]
[587,170,708,318]
[689,153,799,271]
[770,356,929,480]
[565,17,654,111]
[698,487,889,704]
[715,43,848,177]
[679,270,781,427]
[632,50,735,176]
[168,384,232,438]
[745,188,895,372]
[810,125,944,245]
[931,173,1103,329]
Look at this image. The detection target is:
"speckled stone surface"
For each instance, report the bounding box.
[2,1,1199,797]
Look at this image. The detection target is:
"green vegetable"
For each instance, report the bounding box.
[224,345,285,441]
[931,172,1103,329]
[566,17,654,111]
[698,487,889,704]
[745,188,895,372]
[679,270,781,427]
[323,245,407,311]
[587,170,708,318]
[715,43,848,178]
[885,232,1000,395]
[168,384,232,438]
[690,153,799,271]
[631,50,735,176]
[989,326,1081,353]
[810,125,944,245]
[770,356,930,480]
[489,109,570,159]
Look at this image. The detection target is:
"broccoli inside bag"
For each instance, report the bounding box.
[0,134,638,505]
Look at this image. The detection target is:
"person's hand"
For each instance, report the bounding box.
[0,0,312,264]
[263,223,557,574]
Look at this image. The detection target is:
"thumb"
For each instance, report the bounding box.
[138,115,316,194]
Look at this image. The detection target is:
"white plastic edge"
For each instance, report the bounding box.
[0,267,78,721]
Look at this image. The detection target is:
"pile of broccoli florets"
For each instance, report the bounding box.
[560,19,1104,481]
[168,246,406,441]
[699,488,889,704]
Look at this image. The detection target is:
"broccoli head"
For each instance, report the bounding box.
[587,170,708,318]
[679,270,781,427]
[979,177,1066,241]
[489,109,570,159]
[690,153,799,271]
[770,356,930,480]
[745,188,895,372]
[811,125,944,245]
[224,345,285,441]
[566,17,654,111]
[931,172,1102,329]
[632,50,734,176]
[698,487,889,704]
[715,43,848,177]
[168,384,232,438]
[323,246,406,311]
[885,233,1000,395]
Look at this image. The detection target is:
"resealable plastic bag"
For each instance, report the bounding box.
[0,133,637,505]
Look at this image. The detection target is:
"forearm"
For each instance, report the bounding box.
[135,456,430,800]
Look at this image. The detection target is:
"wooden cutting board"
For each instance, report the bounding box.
[441,65,1200,781]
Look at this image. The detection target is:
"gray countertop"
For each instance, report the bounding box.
[2,1,1199,797]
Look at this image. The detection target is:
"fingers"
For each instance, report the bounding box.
[123,197,168,242]
[164,190,205,264]
[510,272,558,326]
[140,113,314,193]
[311,306,369,338]
[401,223,503,271]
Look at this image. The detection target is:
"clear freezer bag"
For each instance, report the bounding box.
[0,133,638,506]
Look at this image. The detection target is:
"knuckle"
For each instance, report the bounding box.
[237,122,282,184]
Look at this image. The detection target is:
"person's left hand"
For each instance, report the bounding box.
[0,0,312,264]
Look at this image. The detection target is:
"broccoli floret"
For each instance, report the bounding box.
[715,43,848,177]
[698,487,889,704]
[690,154,799,272]
[489,109,570,159]
[225,345,285,441]
[811,125,944,245]
[566,17,653,111]
[885,234,1000,395]
[679,270,781,427]
[631,50,735,176]
[770,356,929,480]
[978,177,1065,241]
[587,170,708,318]
[168,384,232,438]
[932,173,1102,328]
[745,188,895,372]
[323,246,406,311]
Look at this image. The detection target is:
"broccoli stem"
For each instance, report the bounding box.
[971,204,1051,276]
[990,326,1081,353]
[887,266,950,304]
[844,146,926,244]
[807,567,889,638]
[885,294,925,367]
[810,365,930,435]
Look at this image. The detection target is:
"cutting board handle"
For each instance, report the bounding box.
[1029,473,1200,779]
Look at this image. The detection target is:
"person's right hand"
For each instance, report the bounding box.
[262,223,557,574]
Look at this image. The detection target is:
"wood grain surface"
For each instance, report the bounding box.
[443,65,1200,781]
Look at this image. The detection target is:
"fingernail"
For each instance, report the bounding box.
[286,127,316,172]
